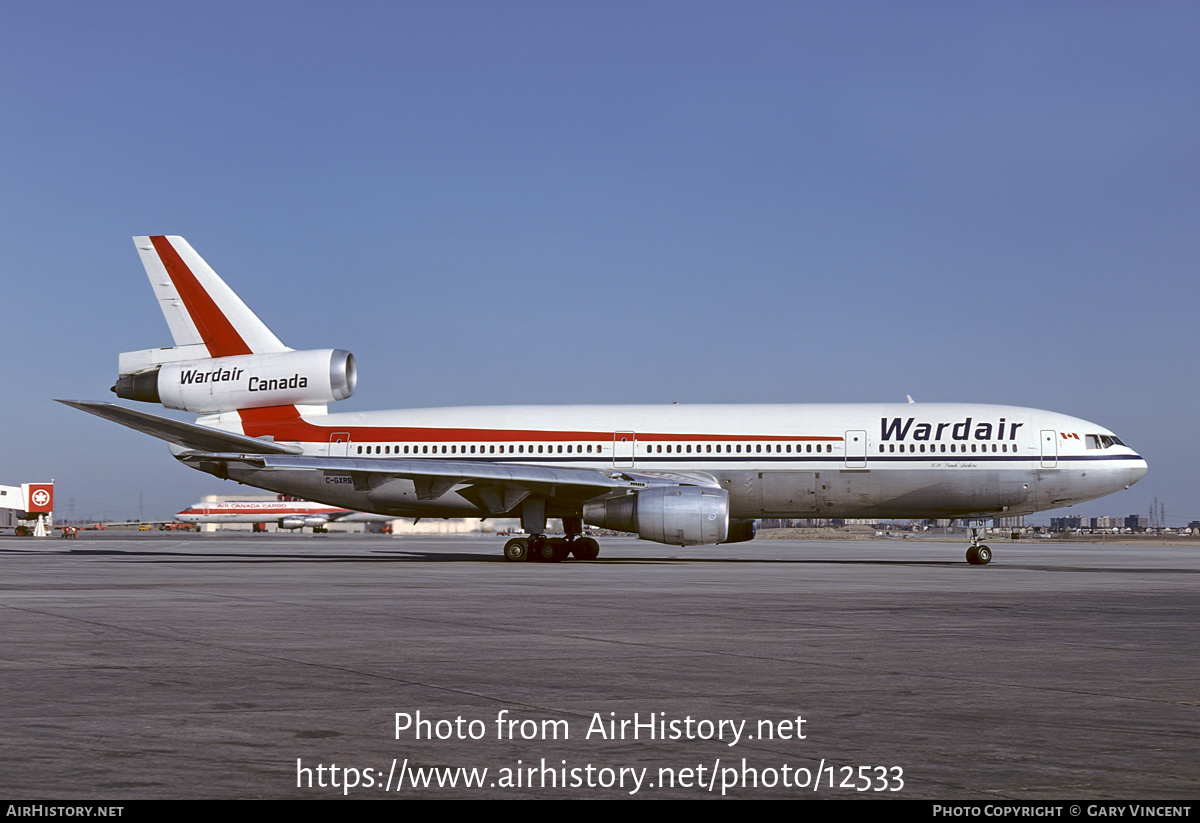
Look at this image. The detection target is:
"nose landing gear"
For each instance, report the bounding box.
[966,524,992,565]
[966,544,992,565]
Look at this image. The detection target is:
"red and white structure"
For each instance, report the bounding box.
[0,482,54,536]
[176,496,391,532]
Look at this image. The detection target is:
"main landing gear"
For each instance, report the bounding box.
[965,524,992,566]
[502,534,601,563]
[502,508,600,563]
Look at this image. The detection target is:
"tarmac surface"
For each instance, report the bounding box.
[0,532,1196,800]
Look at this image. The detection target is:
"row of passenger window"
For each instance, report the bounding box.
[356,443,603,455]
[351,442,838,456]
[645,443,834,454]
[881,443,1015,453]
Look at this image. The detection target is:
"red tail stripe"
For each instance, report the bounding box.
[150,236,252,357]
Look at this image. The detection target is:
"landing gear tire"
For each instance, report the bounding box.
[966,545,992,565]
[503,538,530,562]
[538,539,569,563]
[571,537,600,561]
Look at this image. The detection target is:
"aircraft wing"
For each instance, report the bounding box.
[173,452,646,513]
[57,400,303,455]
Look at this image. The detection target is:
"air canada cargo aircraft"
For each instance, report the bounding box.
[62,237,1147,565]
[175,498,392,531]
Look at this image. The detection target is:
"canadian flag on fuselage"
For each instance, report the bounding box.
[113,237,356,416]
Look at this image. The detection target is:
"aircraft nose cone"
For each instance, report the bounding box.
[1129,458,1148,487]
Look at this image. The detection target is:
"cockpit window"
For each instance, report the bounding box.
[1087,434,1125,449]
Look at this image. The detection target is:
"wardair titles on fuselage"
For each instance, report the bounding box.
[881,417,1025,442]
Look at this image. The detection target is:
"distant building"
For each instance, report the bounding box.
[992,516,1025,529]
[1124,514,1147,531]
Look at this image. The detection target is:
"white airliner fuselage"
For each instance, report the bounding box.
[206,401,1144,523]
[176,499,391,530]
[62,236,1147,565]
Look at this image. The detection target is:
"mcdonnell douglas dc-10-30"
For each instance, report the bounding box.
[62,237,1147,565]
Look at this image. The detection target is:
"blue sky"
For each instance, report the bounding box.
[2,2,1196,523]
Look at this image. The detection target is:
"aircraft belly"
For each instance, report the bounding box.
[1032,464,1143,511]
[722,472,821,517]
[724,468,1040,520]
[213,460,1138,524]
[841,470,1015,518]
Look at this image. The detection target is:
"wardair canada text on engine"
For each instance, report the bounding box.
[178,366,244,384]
[176,368,310,393]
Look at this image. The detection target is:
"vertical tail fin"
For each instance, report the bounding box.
[115,237,354,414]
[133,236,289,357]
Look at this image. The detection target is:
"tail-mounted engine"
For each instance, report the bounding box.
[582,486,730,546]
[113,348,356,413]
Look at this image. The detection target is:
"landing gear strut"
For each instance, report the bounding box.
[966,525,992,566]
[561,515,600,561]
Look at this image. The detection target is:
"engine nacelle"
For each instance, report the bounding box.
[280,515,329,530]
[582,486,729,546]
[114,349,356,413]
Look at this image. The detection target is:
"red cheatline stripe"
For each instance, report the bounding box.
[235,406,842,444]
[185,507,347,516]
[150,236,252,357]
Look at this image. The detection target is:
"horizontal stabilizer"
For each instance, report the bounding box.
[57,400,303,455]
